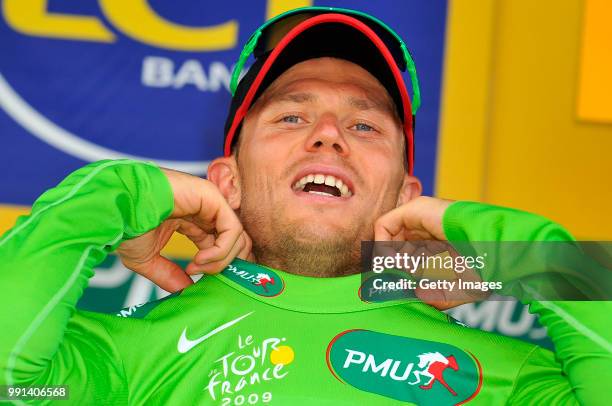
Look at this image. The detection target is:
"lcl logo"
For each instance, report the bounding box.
[0,0,312,174]
[2,0,312,51]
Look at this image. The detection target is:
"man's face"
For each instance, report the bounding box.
[231,57,419,276]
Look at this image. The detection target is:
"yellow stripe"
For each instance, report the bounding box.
[266,0,313,19]
[435,0,496,201]
[0,204,195,259]
[577,0,612,122]
[0,205,30,234]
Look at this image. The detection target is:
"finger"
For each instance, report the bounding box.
[415,287,471,310]
[403,229,434,241]
[425,240,453,255]
[202,236,246,274]
[392,233,406,242]
[190,233,216,250]
[176,219,206,239]
[416,283,489,310]
[415,287,447,307]
[375,197,449,242]
[371,241,397,262]
[237,231,253,260]
[134,255,193,293]
[418,296,472,310]
[176,220,216,250]
[194,205,243,265]
[399,241,420,256]
[187,232,246,275]
[188,233,246,275]
[374,205,427,242]
[184,260,201,275]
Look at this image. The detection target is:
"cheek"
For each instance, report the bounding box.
[359,147,403,185]
[359,159,404,207]
[239,155,282,202]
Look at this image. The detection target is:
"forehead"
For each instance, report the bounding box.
[254,57,396,113]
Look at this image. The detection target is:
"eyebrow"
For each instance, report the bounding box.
[266,92,317,105]
[347,96,393,114]
[264,91,395,116]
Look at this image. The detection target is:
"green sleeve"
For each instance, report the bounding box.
[0,160,173,402]
[443,201,612,405]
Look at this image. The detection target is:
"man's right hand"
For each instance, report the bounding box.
[117,168,252,293]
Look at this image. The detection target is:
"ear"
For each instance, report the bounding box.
[207,156,241,210]
[397,175,423,206]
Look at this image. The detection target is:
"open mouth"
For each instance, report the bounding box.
[292,173,353,198]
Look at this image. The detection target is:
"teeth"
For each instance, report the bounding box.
[309,191,334,197]
[292,173,353,197]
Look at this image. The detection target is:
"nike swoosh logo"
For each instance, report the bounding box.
[177,311,253,354]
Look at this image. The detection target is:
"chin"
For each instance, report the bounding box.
[290,220,356,242]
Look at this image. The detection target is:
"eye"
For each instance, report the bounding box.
[280,115,302,124]
[352,122,375,132]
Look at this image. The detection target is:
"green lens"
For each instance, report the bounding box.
[230,30,261,96]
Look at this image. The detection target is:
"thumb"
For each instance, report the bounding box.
[415,287,448,309]
[133,255,193,293]
[416,286,484,310]
[416,287,465,310]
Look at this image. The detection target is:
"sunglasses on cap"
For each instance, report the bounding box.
[230,6,421,114]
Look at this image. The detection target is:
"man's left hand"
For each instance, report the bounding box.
[374,197,487,310]
[374,196,451,242]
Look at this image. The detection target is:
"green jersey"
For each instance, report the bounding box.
[0,160,610,405]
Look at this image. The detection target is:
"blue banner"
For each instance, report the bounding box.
[0,0,447,204]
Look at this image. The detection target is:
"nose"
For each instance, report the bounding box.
[304,114,349,156]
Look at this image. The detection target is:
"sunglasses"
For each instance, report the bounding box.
[229,6,421,115]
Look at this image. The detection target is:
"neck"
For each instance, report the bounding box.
[253,245,361,277]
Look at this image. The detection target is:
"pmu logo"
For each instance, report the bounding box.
[222,260,285,297]
[326,330,482,405]
[253,272,276,293]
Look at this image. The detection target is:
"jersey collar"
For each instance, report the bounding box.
[213,258,423,314]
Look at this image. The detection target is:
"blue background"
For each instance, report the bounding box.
[0,0,447,204]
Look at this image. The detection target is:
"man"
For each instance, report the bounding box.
[0,7,610,405]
